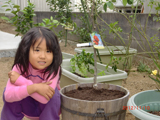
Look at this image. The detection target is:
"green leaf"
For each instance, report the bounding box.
[21,10,27,14]
[149,76,160,84]
[122,0,127,6]
[105,65,109,70]
[42,18,47,22]
[155,6,160,11]
[61,23,66,26]
[15,33,19,37]
[1,16,10,21]
[89,69,94,74]
[50,16,53,21]
[46,19,50,24]
[13,5,20,9]
[98,71,106,76]
[112,65,117,72]
[129,15,133,18]
[112,0,116,2]
[31,14,36,16]
[2,5,9,7]
[107,1,114,10]
[5,9,11,11]
[153,16,158,21]
[52,20,59,24]
[40,22,46,27]
[127,0,133,5]
[29,21,34,23]
[103,3,107,12]
[153,59,160,70]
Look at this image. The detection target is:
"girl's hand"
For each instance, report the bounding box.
[35,81,55,100]
[8,71,20,84]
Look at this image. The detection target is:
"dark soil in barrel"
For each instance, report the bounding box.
[149,111,160,116]
[64,86,125,101]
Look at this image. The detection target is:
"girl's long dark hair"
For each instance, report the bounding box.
[13,26,62,80]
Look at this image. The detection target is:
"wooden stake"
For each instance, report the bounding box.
[93,47,97,86]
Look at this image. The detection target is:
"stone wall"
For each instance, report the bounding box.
[33,12,160,53]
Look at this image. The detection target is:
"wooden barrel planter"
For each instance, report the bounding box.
[60,83,129,120]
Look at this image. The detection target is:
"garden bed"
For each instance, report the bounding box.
[0,20,158,120]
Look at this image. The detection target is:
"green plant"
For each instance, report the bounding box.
[77,0,138,80]
[70,49,94,77]
[70,49,108,77]
[106,0,140,72]
[46,0,76,47]
[137,61,151,73]
[70,16,90,42]
[1,1,64,38]
[108,51,122,72]
[1,0,35,36]
[148,0,160,23]
[149,36,160,90]
[37,17,61,30]
[108,21,123,35]
[104,0,160,87]
[76,0,132,86]
[71,0,106,43]
[149,60,160,90]
[72,0,106,43]
[36,16,66,39]
[98,70,106,76]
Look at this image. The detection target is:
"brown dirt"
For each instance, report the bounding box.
[149,111,160,116]
[64,87,125,101]
[0,18,158,120]
[0,19,17,35]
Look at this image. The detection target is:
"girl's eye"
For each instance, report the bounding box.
[47,50,52,53]
[34,49,39,52]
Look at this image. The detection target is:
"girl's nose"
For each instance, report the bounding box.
[39,52,45,58]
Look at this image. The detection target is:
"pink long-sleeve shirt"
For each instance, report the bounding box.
[4,63,60,104]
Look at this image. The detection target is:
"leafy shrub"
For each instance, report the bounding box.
[70,49,94,77]
[1,0,35,36]
[137,61,151,73]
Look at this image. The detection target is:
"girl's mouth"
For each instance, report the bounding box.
[38,61,46,65]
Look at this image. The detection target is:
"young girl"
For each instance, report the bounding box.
[1,27,62,120]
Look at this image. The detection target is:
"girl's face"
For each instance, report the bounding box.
[29,38,53,70]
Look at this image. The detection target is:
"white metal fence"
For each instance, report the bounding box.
[18,0,50,11]
[1,0,146,14]
[15,0,77,12]
[0,0,114,13]
[0,0,88,13]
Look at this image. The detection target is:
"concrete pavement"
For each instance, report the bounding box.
[0,31,21,58]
